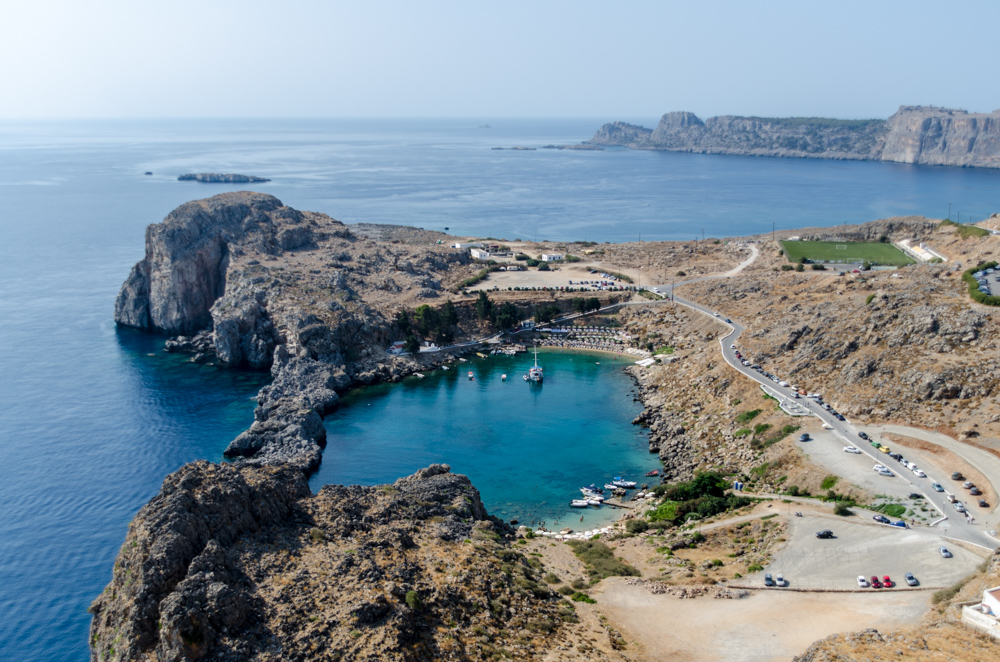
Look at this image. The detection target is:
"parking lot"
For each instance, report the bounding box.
[750,514,982,590]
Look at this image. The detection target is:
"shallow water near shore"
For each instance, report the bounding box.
[312,350,657,530]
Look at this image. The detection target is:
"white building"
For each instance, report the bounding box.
[452,242,483,249]
[387,341,407,355]
[541,253,564,262]
[962,585,1000,640]
[469,248,491,260]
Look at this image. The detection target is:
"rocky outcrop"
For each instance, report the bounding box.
[588,105,1000,169]
[114,192,319,335]
[90,462,566,662]
[178,174,271,183]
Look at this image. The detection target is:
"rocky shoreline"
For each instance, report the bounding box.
[178,173,271,183]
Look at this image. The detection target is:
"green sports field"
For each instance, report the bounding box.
[780,240,915,266]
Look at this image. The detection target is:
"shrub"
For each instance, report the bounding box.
[676,271,686,277]
[865,293,876,305]
[557,585,575,595]
[780,264,794,271]
[543,572,560,584]
[309,527,325,543]
[786,485,800,496]
[537,262,551,271]
[564,254,582,262]
[833,503,853,516]
[566,540,640,579]
[747,563,764,572]
[811,263,826,270]
[735,409,762,424]
[820,475,839,490]
[794,263,804,272]
[625,519,649,534]
[753,423,771,435]
[734,428,752,438]
[875,503,906,518]
[941,219,989,239]
[515,253,529,261]
[570,592,596,603]
[405,590,423,611]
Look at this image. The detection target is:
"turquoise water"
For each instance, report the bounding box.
[1,118,999,661]
[312,350,657,530]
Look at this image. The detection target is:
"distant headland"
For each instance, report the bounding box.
[588,105,1000,168]
[178,173,271,183]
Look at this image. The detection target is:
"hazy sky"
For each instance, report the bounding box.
[2,0,998,121]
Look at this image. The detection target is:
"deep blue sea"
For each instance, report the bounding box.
[1,118,999,661]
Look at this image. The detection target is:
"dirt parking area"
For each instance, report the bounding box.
[595,578,929,662]
[748,514,982,590]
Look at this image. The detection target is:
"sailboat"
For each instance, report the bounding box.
[526,346,543,383]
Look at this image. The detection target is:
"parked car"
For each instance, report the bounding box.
[857,575,869,588]
[730,344,736,349]
[952,472,964,480]
[978,499,989,508]
[889,452,903,461]
[836,414,845,421]
[939,546,953,558]
[873,464,888,473]
[775,574,785,587]
[858,432,870,440]
[878,468,894,477]
[970,487,982,496]
[882,575,894,588]
[908,493,923,500]
[844,446,861,454]
[879,446,891,453]
[955,502,966,513]
[931,483,944,492]
[870,576,882,588]
[913,469,926,478]
[904,572,918,586]
[816,530,834,539]
[891,521,907,528]
[873,515,890,524]
[764,573,775,586]
[963,481,974,489]
[798,433,810,442]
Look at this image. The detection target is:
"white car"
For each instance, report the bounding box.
[775,574,786,587]
[844,446,861,454]
[730,344,736,349]
[913,468,926,478]
[878,469,894,477]
[857,575,869,588]
[955,502,966,513]
[873,464,888,472]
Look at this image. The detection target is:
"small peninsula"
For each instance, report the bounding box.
[589,105,1000,168]
[178,173,271,183]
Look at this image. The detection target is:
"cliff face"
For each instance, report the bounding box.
[881,106,1000,167]
[114,192,319,336]
[90,462,568,662]
[589,105,1000,168]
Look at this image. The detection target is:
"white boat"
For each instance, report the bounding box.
[585,499,602,507]
[603,484,618,491]
[580,489,604,501]
[442,366,450,370]
[527,345,543,383]
[569,499,591,508]
[414,373,425,378]
[611,477,637,488]
[468,371,474,380]
[501,374,507,381]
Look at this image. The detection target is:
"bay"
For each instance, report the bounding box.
[0,118,998,661]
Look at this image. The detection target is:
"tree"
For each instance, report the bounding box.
[494,302,522,330]
[395,310,411,334]
[413,304,441,337]
[403,335,420,354]
[441,300,459,327]
[475,291,494,322]
[537,261,551,271]
[571,297,586,313]
[585,297,601,312]
[534,304,561,324]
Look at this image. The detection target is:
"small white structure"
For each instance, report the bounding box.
[387,341,406,355]
[541,253,564,262]
[452,242,483,249]
[505,264,522,271]
[469,248,491,260]
[962,585,1000,640]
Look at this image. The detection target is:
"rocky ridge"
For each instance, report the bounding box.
[90,462,571,662]
[588,106,1000,168]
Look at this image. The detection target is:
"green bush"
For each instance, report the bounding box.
[941,219,989,239]
[833,503,853,516]
[865,293,876,305]
[557,585,574,595]
[780,264,794,271]
[735,409,762,424]
[405,590,423,611]
[537,262,551,271]
[747,563,764,572]
[625,519,648,534]
[734,428,752,438]
[961,261,1000,306]
[875,503,906,518]
[570,592,596,603]
[795,263,804,272]
[820,475,839,490]
[810,263,826,270]
[566,540,640,579]
[753,423,771,435]
[564,254,582,262]
[515,253,529,261]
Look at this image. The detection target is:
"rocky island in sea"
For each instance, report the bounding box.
[178,173,272,183]
[97,191,1000,660]
[588,105,1000,168]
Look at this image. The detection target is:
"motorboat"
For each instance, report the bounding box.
[583,484,604,493]
[585,499,602,507]
[603,484,618,491]
[468,371,474,380]
[580,489,604,501]
[611,477,637,488]
[645,470,660,477]
[501,374,507,381]
[569,499,591,508]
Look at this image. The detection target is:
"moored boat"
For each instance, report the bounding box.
[611,477,637,488]
[501,374,507,381]
[569,499,591,508]
[468,371,474,380]
[645,469,659,477]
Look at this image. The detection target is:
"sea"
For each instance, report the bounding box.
[1,118,998,661]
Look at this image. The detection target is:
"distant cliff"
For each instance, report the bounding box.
[588,106,1000,168]
[178,173,270,183]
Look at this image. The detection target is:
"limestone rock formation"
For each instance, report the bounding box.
[89,462,566,662]
[588,105,1000,169]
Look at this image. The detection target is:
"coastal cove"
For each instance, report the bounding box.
[311,350,658,531]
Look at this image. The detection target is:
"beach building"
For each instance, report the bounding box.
[541,253,564,262]
[962,585,1000,640]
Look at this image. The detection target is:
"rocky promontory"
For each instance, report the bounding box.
[90,462,569,662]
[588,105,1000,168]
[178,173,271,183]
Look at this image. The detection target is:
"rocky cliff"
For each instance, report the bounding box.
[589,106,1000,168]
[90,462,570,662]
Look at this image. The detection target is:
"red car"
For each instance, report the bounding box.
[870,576,882,588]
[882,575,893,588]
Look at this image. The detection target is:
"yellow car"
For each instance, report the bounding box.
[878,445,891,453]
